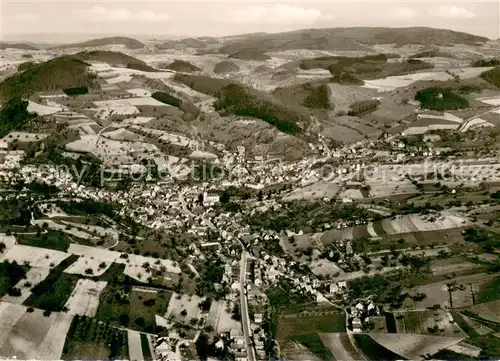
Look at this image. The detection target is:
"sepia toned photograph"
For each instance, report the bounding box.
[0,0,499,360]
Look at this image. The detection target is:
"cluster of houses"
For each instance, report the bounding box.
[348,299,380,333]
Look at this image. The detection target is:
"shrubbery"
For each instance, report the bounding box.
[415,87,470,111]
[151,91,182,108]
[480,67,500,88]
[63,86,88,96]
[330,72,364,85]
[215,83,302,134]
[473,59,500,67]
[348,99,380,116]
[0,96,35,137]
[0,57,95,101]
[302,84,332,110]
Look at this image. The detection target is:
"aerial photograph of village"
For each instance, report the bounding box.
[0,0,499,360]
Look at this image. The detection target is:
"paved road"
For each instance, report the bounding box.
[458,105,500,132]
[239,251,256,361]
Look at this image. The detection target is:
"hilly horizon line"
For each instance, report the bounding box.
[1,25,496,45]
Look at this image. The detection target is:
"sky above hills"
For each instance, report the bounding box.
[1,0,499,42]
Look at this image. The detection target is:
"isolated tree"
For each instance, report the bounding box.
[220,191,230,203]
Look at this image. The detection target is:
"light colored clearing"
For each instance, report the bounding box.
[207,300,242,333]
[310,259,345,276]
[32,312,74,360]
[121,116,155,125]
[477,97,500,106]
[448,67,494,79]
[431,261,480,276]
[165,292,203,323]
[189,150,218,160]
[369,333,464,360]
[93,99,140,119]
[102,128,145,142]
[106,73,133,84]
[363,71,452,92]
[27,100,64,115]
[0,302,29,349]
[155,314,169,328]
[283,182,341,201]
[81,124,97,135]
[98,66,174,82]
[127,97,168,107]
[376,213,466,235]
[65,134,161,161]
[117,253,181,273]
[366,162,500,184]
[68,244,121,263]
[338,188,364,200]
[32,219,95,240]
[129,125,195,147]
[101,83,121,92]
[469,300,500,323]
[64,255,113,277]
[1,267,51,304]
[331,266,404,283]
[127,329,143,361]
[367,223,377,237]
[161,78,214,102]
[447,342,481,357]
[127,88,152,97]
[412,273,494,309]
[2,131,49,143]
[67,244,180,280]
[64,279,107,317]
[0,233,16,253]
[461,117,494,132]
[393,309,464,337]
[60,220,118,241]
[403,123,458,135]
[319,333,356,361]
[0,303,73,360]
[0,245,69,269]
[419,112,463,123]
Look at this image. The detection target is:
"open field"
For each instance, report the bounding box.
[320,333,364,361]
[477,276,500,303]
[319,212,468,244]
[276,310,346,355]
[369,333,465,360]
[291,333,335,360]
[62,314,128,360]
[363,71,452,92]
[445,341,482,358]
[165,292,203,324]
[468,301,500,323]
[0,302,73,359]
[64,279,107,317]
[283,182,341,201]
[64,255,113,276]
[16,230,73,252]
[67,244,181,283]
[129,288,172,332]
[0,244,70,269]
[406,273,499,309]
[127,330,143,361]
[65,135,161,164]
[206,299,242,333]
[393,310,465,337]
